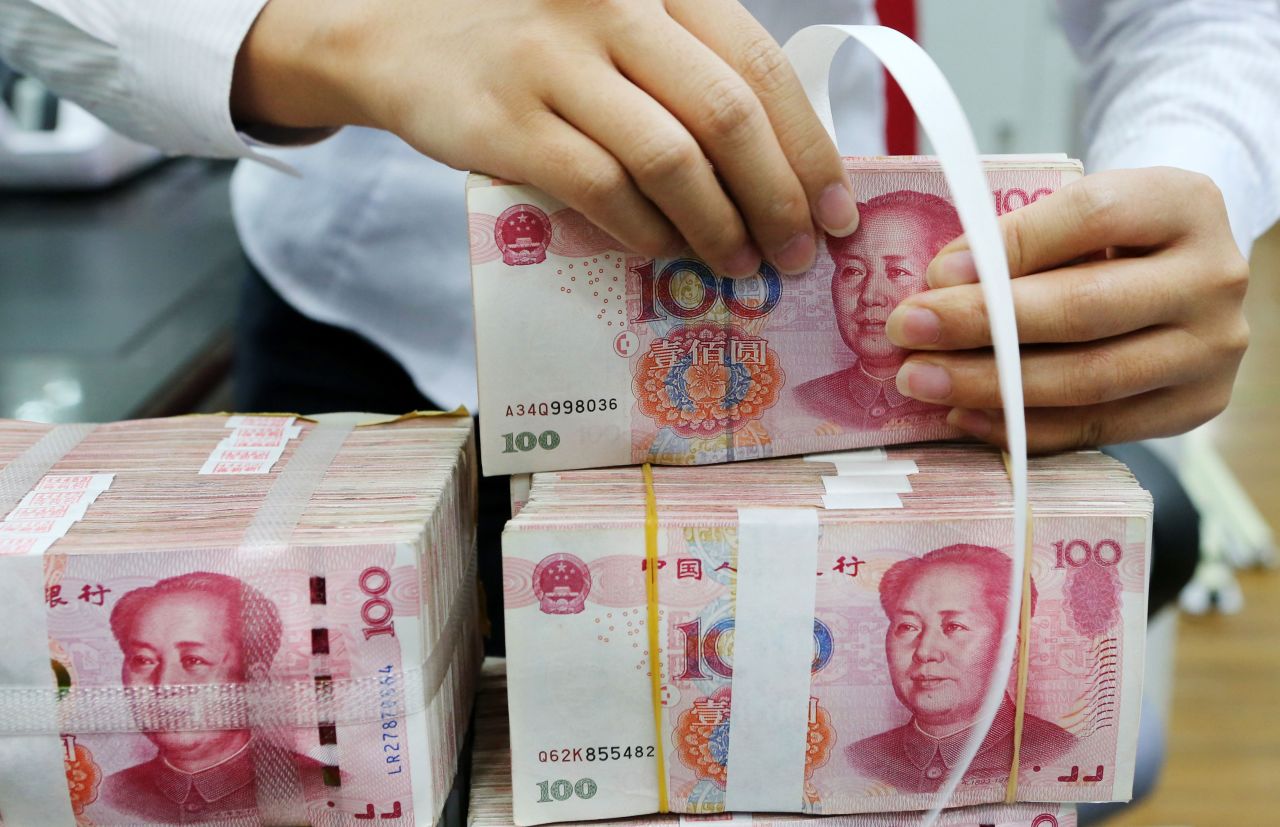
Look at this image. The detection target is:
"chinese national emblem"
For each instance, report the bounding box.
[532,553,592,615]
[495,204,553,266]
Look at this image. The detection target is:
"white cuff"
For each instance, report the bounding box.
[119,0,326,171]
[1088,127,1272,260]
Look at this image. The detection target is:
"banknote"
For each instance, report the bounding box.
[469,157,1083,475]
[0,414,481,827]
[501,446,1151,824]
[471,659,1078,827]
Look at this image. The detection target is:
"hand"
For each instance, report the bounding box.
[886,167,1250,452]
[230,0,859,277]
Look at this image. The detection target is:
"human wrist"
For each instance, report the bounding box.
[231,0,382,131]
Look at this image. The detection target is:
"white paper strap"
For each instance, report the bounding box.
[725,508,819,812]
[783,26,1028,823]
[821,475,912,494]
[821,492,903,511]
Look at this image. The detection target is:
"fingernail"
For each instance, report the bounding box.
[724,244,762,278]
[887,306,941,347]
[948,407,992,437]
[896,362,951,402]
[817,181,860,237]
[928,250,978,288]
[773,232,817,275]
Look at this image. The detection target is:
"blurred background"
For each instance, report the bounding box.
[1,1,1275,823]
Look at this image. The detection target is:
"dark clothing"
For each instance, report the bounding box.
[101,741,328,824]
[846,695,1076,793]
[1102,443,1200,616]
[235,262,510,654]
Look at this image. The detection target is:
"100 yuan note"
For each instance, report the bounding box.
[471,662,1079,827]
[25,544,438,826]
[469,157,1082,475]
[501,515,1147,824]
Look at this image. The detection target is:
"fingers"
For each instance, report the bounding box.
[667,0,859,237]
[494,109,681,258]
[944,378,1234,454]
[610,15,818,274]
[886,256,1192,350]
[895,327,1216,411]
[926,167,1221,288]
[545,71,759,275]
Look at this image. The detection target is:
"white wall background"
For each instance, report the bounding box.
[918,0,1084,158]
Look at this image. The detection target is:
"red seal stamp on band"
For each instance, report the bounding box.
[495,204,552,266]
[532,553,592,615]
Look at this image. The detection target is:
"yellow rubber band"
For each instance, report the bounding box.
[642,463,669,813]
[1002,453,1034,803]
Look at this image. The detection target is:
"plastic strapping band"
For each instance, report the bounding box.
[783,27,1029,824]
[239,416,358,553]
[642,462,669,813]
[0,424,97,516]
[0,416,474,728]
[237,417,360,824]
[0,549,477,733]
[1003,455,1036,803]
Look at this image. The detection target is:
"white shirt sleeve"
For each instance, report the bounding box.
[1057,0,1280,256]
[0,0,329,168]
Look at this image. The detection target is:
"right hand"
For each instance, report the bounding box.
[231,0,859,276]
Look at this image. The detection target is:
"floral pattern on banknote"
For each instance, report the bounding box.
[673,686,835,789]
[63,737,102,815]
[632,324,783,439]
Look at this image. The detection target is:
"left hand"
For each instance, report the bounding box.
[886,166,1250,452]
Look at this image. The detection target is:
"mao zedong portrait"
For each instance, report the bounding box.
[795,190,961,430]
[847,544,1076,792]
[103,572,328,821]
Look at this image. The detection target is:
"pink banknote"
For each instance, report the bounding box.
[472,661,1079,827]
[42,545,438,825]
[500,473,1149,822]
[469,157,1083,475]
[0,414,479,827]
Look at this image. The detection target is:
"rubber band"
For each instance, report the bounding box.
[642,462,669,813]
[1000,452,1035,802]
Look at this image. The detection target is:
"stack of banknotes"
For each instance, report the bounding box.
[469,156,1083,475]
[0,413,482,827]
[501,444,1152,824]
[471,659,1078,827]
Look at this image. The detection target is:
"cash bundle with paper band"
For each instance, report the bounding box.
[0,414,481,827]
[468,156,1082,476]
[471,658,1079,827]
[501,445,1152,824]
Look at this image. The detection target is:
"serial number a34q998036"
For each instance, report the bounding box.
[505,398,620,418]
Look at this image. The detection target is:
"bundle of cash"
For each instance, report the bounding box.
[0,413,481,827]
[501,445,1151,824]
[469,156,1083,475]
[471,659,1077,827]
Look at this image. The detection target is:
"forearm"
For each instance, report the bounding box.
[1062,0,1280,256]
